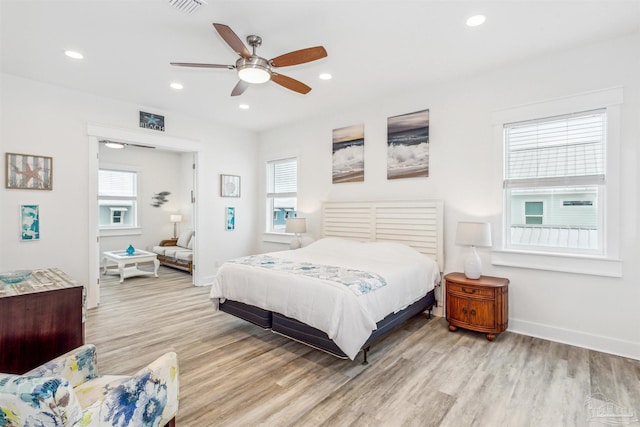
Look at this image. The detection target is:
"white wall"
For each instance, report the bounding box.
[0,74,259,298]
[98,145,193,254]
[257,34,640,359]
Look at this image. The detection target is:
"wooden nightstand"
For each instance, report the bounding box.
[445,272,509,341]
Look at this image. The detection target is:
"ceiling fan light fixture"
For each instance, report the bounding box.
[238,68,270,84]
[237,57,272,84]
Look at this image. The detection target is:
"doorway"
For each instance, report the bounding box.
[87,124,202,308]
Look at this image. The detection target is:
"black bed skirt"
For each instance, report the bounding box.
[218,289,436,359]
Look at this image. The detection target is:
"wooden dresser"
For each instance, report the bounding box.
[0,268,85,374]
[445,272,509,341]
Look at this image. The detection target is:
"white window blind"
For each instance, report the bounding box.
[267,158,297,197]
[99,169,137,197]
[504,109,606,188]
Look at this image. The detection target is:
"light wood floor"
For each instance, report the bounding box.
[87,267,640,426]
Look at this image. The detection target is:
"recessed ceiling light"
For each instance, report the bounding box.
[466,14,486,27]
[170,82,184,90]
[64,50,84,60]
[239,104,250,110]
[319,73,332,80]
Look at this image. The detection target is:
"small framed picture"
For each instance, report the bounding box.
[6,153,53,190]
[220,174,241,197]
[21,205,40,241]
[226,207,235,231]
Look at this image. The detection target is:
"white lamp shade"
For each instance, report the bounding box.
[285,217,306,234]
[170,214,183,223]
[455,222,492,247]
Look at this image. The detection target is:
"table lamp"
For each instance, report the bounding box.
[455,222,492,279]
[285,217,306,249]
[170,214,182,239]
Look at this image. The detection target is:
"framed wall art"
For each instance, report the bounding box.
[139,111,165,132]
[387,109,430,179]
[21,205,40,241]
[332,124,364,184]
[6,153,53,190]
[220,174,241,197]
[226,207,235,231]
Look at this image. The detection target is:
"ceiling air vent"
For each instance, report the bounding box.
[168,0,207,15]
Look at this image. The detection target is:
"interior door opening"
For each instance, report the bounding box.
[87,124,201,308]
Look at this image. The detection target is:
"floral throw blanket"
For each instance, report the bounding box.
[230,255,387,296]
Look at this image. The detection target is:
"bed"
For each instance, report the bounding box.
[210,200,444,362]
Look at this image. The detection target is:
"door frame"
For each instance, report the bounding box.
[87,124,202,308]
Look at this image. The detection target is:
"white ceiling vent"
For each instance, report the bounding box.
[168,0,207,15]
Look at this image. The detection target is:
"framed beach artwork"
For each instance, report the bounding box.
[332,124,365,184]
[220,174,241,197]
[226,207,235,230]
[5,153,53,190]
[387,109,430,179]
[21,205,40,241]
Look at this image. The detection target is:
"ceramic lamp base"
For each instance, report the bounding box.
[290,235,302,250]
[464,246,482,279]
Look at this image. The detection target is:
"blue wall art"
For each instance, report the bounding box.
[21,204,40,241]
[226,207,235,231]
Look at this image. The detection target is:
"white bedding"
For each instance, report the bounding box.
[209,237,441,359]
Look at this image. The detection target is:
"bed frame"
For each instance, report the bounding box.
[219,200,444,363]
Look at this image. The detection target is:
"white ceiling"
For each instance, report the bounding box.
[2,1,639,132]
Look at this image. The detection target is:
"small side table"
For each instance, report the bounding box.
[445,272,509,341]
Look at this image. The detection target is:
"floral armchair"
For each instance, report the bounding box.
[0,344,178,427]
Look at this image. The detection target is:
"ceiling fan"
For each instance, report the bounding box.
[171,23,328,96]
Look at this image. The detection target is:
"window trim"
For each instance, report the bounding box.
[491,87,623,276]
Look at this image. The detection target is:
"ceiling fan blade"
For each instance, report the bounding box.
[231,80,250,97]
[213,23,251,59]
[270,46,327,67]
[271,73,312,94]
[170,62,234,69]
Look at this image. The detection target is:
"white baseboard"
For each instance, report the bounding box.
[509,318,640,361]
[432,306,444,318]
[194,275,215,286]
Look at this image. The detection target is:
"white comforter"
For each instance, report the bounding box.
[209,237,440,359]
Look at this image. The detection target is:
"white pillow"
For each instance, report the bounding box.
[187,236,194,250]
[176,230,193,248]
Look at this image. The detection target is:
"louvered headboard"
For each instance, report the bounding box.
[322,200,444,271]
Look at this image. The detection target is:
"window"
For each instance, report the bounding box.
[524,201,544,225]
[99,169,138,229]
[109,207,128,225]
[504,109,605,253]
[266,158,297,233]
